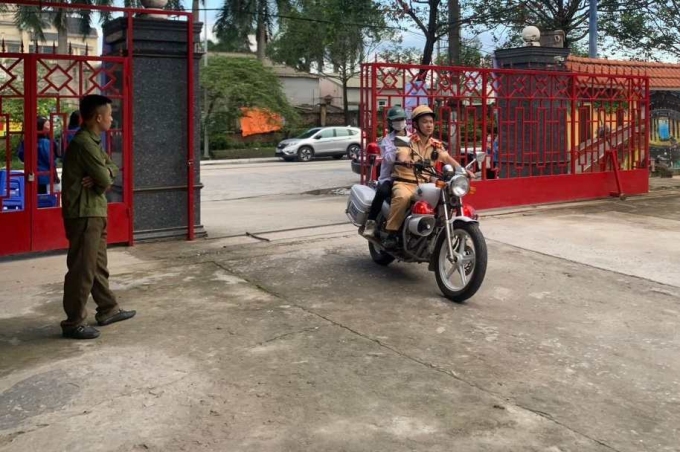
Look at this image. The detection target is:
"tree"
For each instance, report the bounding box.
[267,0,326,72]
[214,0,291,60]
[323,0,390,124]
[599,0,679,60]
[379,40,484,67]
[390,0,451,66]
[466,0,590,49]
[200,56,298,137]
[269,0,390,123]
[12,1,182,55]
[436,38,484,67]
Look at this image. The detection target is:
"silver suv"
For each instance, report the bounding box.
[276,126,362,162]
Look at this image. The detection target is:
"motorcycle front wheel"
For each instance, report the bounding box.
[433,222,487,302]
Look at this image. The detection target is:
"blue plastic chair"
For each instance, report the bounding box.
[0,170,25,211]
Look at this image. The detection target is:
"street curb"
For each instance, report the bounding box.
[200,158,280,166]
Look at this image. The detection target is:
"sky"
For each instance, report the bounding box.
[92,0,677,64]
[95,0,500,60]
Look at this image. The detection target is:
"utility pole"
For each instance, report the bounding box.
[203,6,210,159]
[448,0,461,65]
[589,0,598,58]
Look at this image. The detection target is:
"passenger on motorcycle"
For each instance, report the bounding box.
[383,104,473,249]
[362,105,409,238]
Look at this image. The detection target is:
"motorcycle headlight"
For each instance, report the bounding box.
[449,174,470,197]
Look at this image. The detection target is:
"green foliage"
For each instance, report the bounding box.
[213,0,291,56]
[270,0,389,73]
[467,0,593,49]
[200,56,299,138]
[269,0,390,124]
[599,1,680,59]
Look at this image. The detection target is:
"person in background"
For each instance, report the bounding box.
[17,117,60,194]
[65,110,81,145]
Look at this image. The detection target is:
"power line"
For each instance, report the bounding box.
[196,7,407,31]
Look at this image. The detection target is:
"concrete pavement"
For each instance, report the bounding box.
[1,178,680,451]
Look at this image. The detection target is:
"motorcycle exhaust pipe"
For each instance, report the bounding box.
[406,215,436,237]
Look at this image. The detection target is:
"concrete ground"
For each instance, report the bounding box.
[1,163,679,451]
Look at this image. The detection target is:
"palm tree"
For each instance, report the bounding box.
[214,0,290,60]
[13,0,184,55]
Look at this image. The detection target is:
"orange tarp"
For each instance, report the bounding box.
[239,108,283,137]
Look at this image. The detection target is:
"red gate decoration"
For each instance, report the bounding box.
[359,63,650,210]
[0,1,195,257]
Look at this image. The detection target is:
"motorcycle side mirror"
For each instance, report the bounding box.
[475,151,486,165]
[442,164,454,176]
[431,150,439,161]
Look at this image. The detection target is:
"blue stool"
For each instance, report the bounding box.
[0,170,25,211]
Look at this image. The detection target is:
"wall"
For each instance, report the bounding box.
[280,77,320,106]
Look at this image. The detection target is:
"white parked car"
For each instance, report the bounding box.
[275,126,362,162]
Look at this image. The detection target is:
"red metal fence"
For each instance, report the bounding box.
[359,63,650,209]
[0,1,195,257]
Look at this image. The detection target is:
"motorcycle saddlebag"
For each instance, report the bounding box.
[346,184,375,226]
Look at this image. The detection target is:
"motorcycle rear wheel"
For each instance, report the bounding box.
[433,222,487,303]
[369,241,395,266]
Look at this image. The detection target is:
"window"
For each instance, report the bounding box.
[3,42,21,53]
[335,128,350,137]
[297,128,321,139]
[347,129,358,135]
[318,129,335,139]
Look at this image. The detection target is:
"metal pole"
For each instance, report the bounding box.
[187,17,196,241]
[203,6,210,159]
[448,0,460,65]
[589,0,598,58]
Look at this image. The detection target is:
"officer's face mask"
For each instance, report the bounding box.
[392,120,407,131]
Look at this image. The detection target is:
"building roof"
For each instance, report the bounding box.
[567,55,680,91]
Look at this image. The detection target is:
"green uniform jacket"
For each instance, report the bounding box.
[61,129,118,219]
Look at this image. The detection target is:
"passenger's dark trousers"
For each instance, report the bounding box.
[368,180,393,221]
[61,217,119,332]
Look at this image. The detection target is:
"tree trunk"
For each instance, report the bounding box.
[256,8,266,60]
[342,77,350,125]
[421,36,436,66]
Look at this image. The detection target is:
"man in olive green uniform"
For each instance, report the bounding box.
[61,94,135,339]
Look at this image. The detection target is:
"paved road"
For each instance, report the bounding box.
[3,192,680,451]
[201,159,357,202]
[200,159,357,238]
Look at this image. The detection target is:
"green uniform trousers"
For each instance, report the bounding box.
[61,217,119,332]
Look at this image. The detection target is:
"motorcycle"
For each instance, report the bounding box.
[346,144,488,303]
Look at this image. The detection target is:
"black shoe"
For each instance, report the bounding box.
[383,234,399,250]
[97,309,136,326]
[63,325,101,340]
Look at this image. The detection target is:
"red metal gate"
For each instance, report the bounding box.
[0,50,131,256]
[0,1,196,258]
[359,63,650,209]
